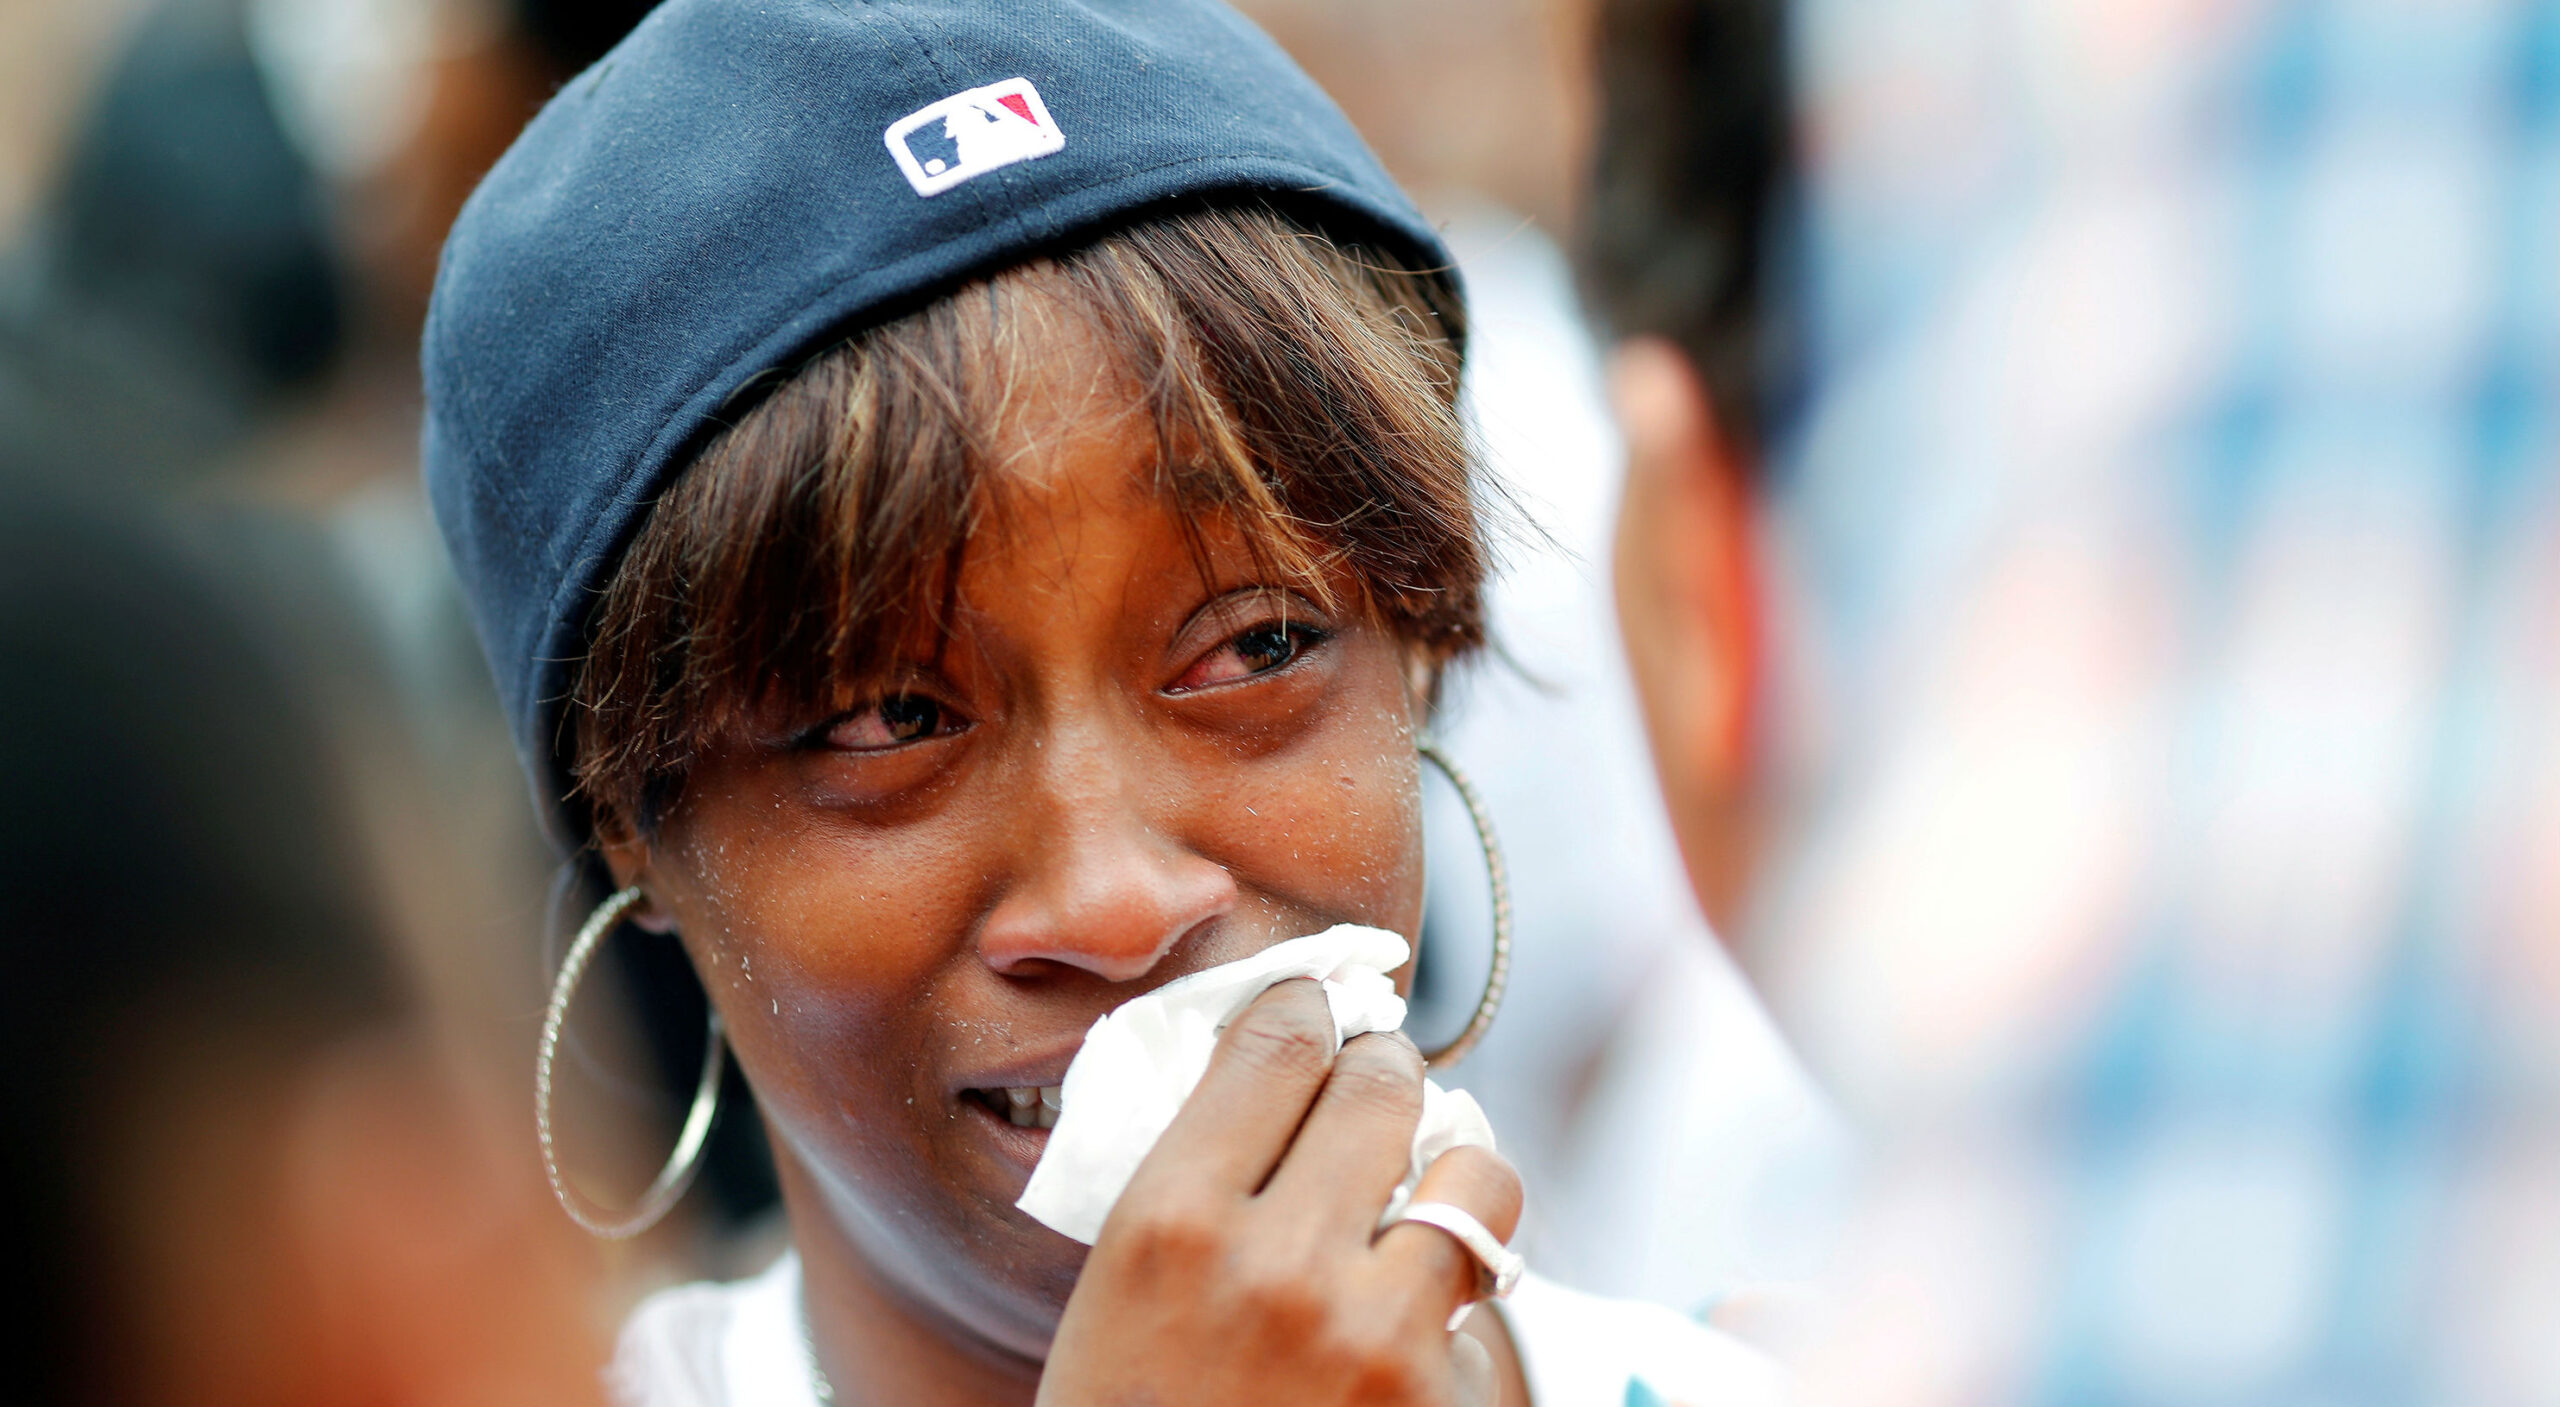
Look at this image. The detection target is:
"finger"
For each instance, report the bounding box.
[1125,978,1338,1198]
[1371,1145,1525,1319]
[1259,1030,1424,1236]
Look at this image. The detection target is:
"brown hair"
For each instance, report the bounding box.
[570,203,1488,835]
[1579,0,1789,455]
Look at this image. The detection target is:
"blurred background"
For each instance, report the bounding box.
[0,0,2551,1403]
[1760,3,2560,1403]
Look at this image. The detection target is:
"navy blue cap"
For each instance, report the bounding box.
[423,0,1456,846]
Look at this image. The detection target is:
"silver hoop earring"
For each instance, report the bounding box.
[534,885,726,1239]
[1415,741,1511,1069]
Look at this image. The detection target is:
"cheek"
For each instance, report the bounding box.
[655,781,986,1111]
[1201,670,1427,934]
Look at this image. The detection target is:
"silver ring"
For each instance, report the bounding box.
[1388,1200,1524,1300]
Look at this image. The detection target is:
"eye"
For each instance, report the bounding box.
[1171,620,1327,692]
[821,693,961,751]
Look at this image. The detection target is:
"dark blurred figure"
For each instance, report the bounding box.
[0,484,609,1405]
[0,0,663,489]
[0,0,781,1326]
[0,487,382,1403]
[0,3,677,1400]
[0,0,341,484]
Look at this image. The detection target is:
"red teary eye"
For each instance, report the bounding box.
[1172,622,1322,692]
[825,694,950,750]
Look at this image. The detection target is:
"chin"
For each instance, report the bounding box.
[793,1141,1087,1361]
[906,1219,1083,1363]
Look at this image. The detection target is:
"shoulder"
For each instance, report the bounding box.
[607,1253,819,1407]
[1496,1273,1793,1407]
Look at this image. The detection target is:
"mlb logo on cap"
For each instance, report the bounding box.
[885,77,1066,197]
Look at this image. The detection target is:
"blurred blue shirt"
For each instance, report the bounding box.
[1766,2,2560,1402]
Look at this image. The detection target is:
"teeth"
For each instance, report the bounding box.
[993,1085,1063,1129]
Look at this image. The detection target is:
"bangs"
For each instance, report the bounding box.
[571,203,1484,835]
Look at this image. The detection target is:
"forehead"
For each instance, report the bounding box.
[964,377,1259,625]
[974,298,1152,486]
[957,294,1307,610]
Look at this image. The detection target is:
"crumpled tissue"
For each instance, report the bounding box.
[1016,924,1496,1245]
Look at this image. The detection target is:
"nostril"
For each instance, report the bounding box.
[975,847,1237,981]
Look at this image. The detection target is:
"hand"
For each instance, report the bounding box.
[1038,979,1525,1406]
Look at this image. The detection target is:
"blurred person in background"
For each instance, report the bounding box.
[0,1,675,1398]
[0,486,607,1405]
[1589,0,2560,1402]
[0,0,664,1009]
[0,0,766,1263]
[0,0,656,487]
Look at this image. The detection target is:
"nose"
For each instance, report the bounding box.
[975,721,1237,983]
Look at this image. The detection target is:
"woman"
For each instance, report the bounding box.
[426,2,1784,1403]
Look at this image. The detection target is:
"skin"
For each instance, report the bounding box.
[99,1029,608,1406]
[1606,336,1768,942]
[604,309,1526,1407]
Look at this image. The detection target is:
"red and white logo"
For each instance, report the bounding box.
[885,77,1065,197]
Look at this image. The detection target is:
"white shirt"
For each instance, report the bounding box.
[609,1251,1790,1407]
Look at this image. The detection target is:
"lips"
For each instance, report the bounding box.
[955,1080,1060,1180]
[951,1043,1077,1142]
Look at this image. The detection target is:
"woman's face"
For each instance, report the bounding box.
[611,317,1429,1360]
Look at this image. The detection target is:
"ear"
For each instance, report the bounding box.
[594,815,680,935]
[1402,643,1439,723]
[1607,337,1765,930]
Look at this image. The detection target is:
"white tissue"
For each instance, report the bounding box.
[1016,924,1496,1244]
